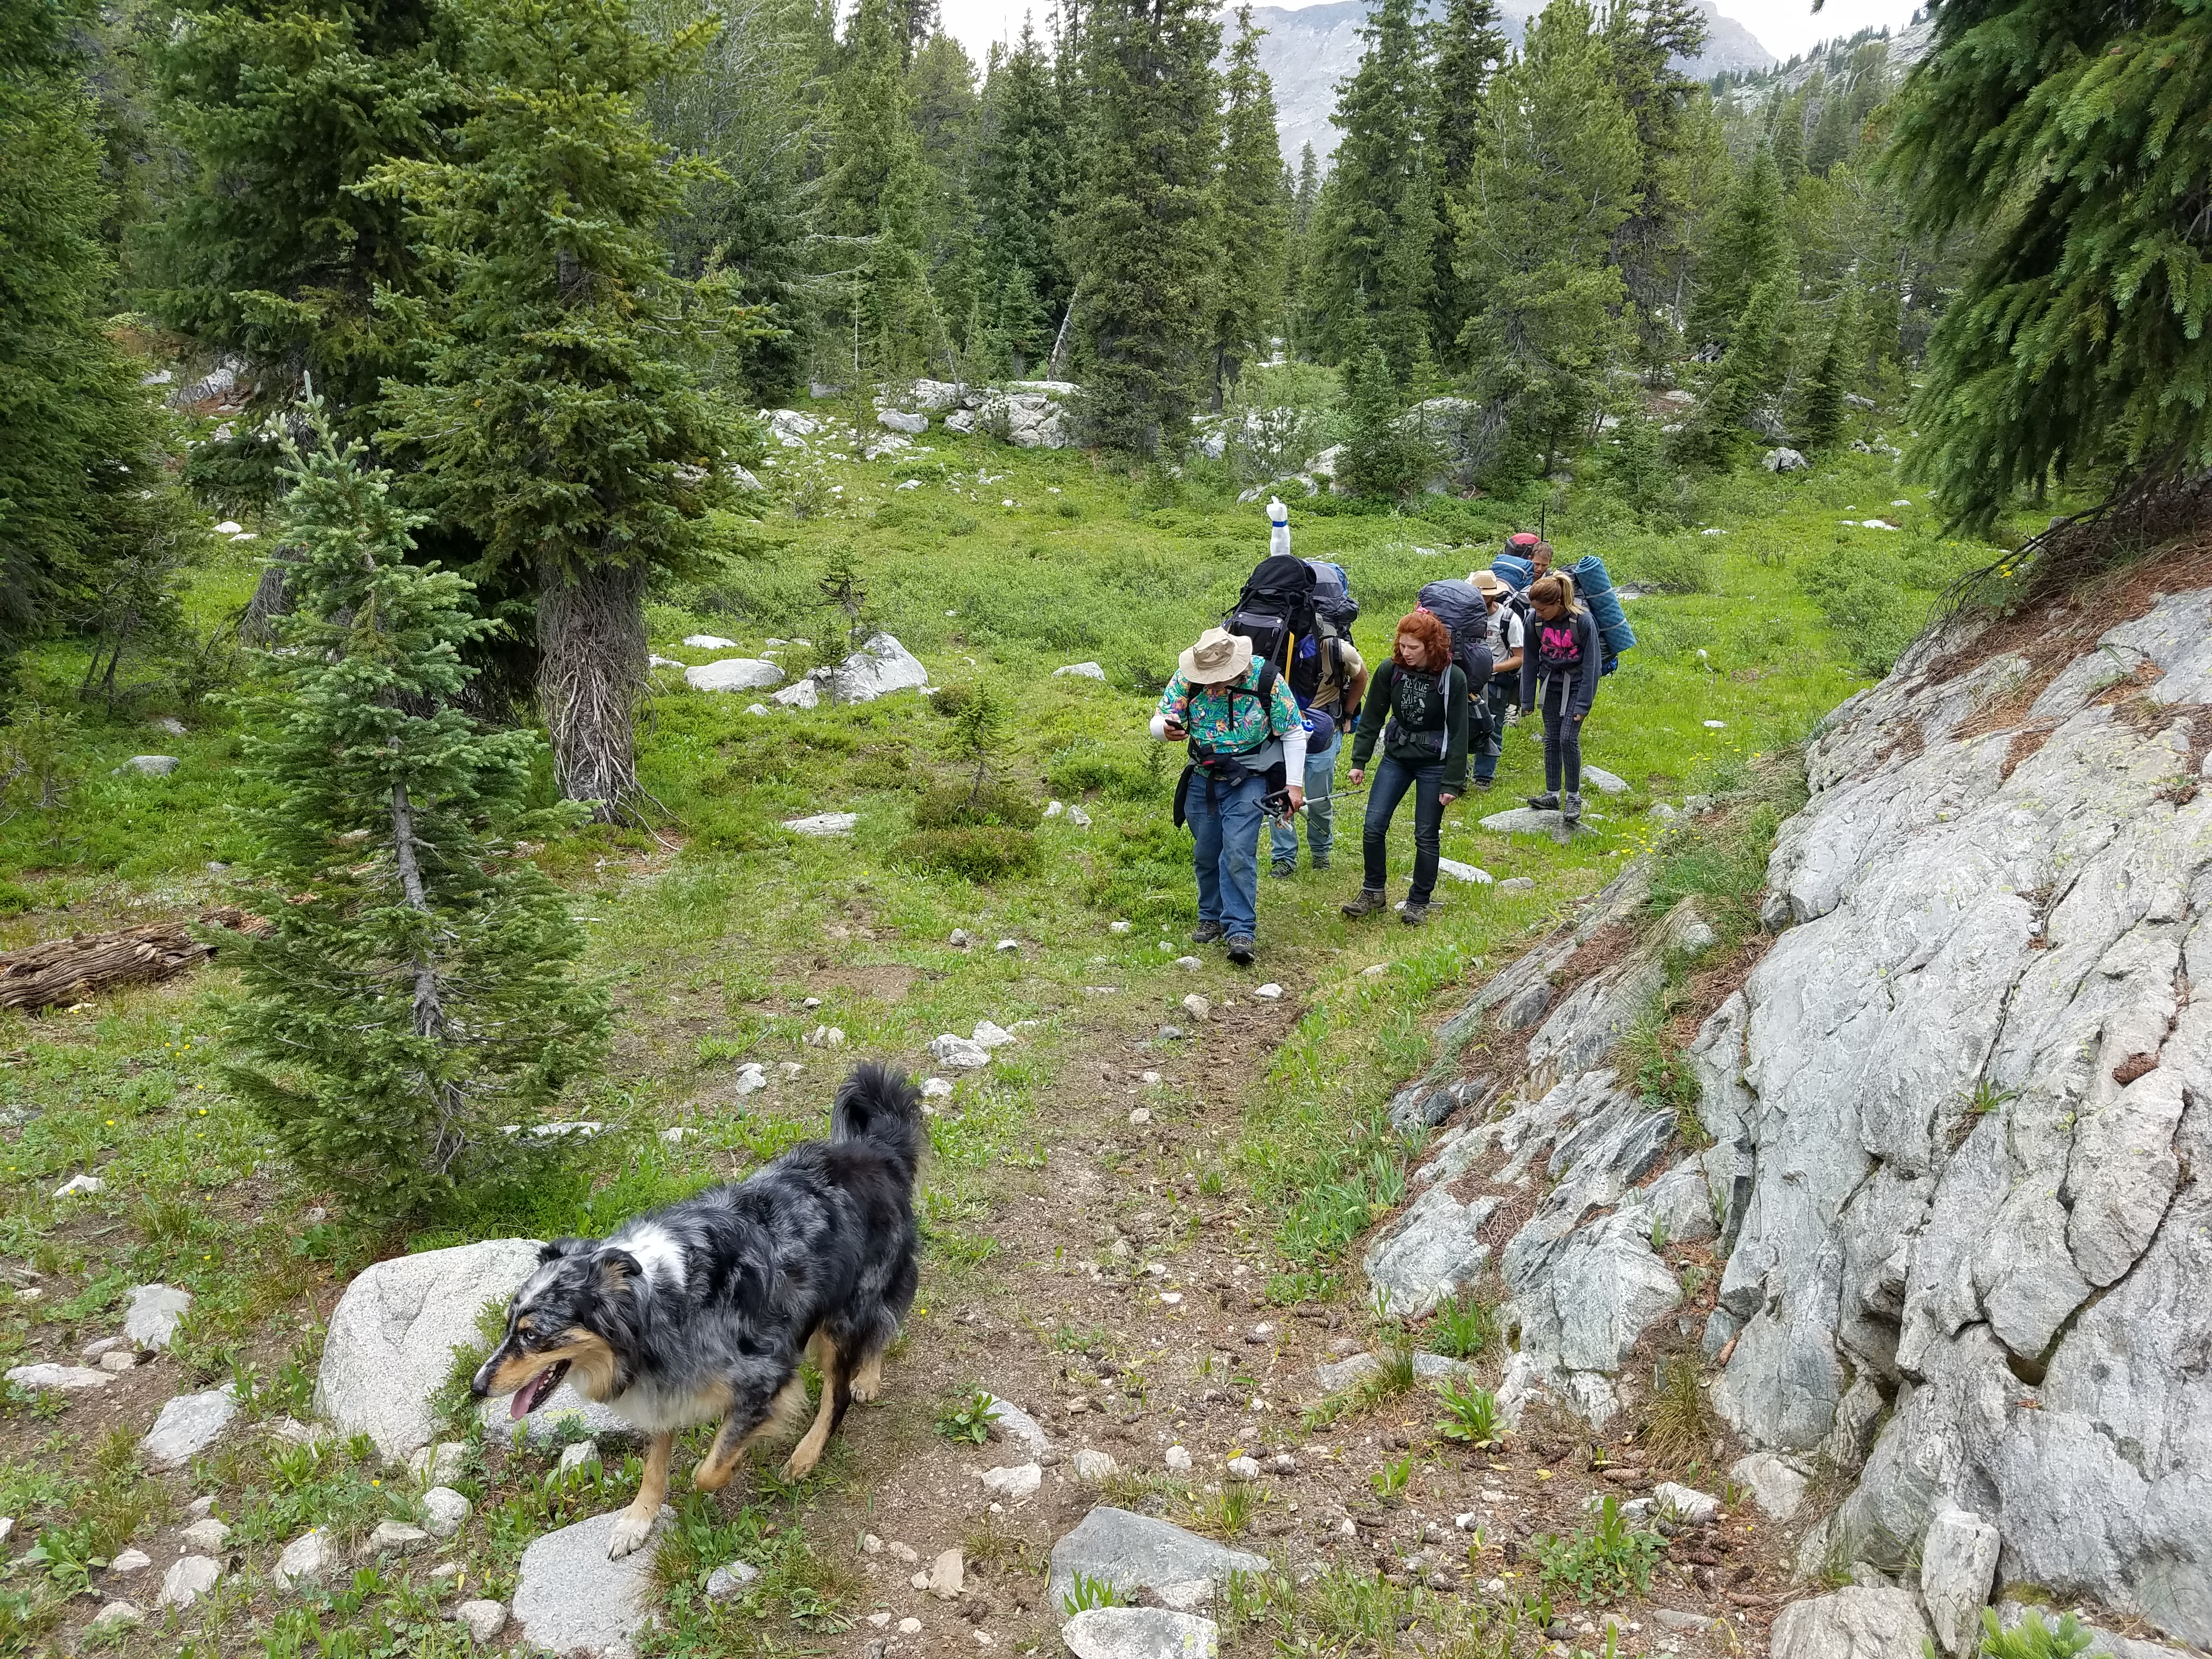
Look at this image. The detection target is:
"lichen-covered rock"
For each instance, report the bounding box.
[1704,587,2212,1646]
[1046,1508,1266,1617]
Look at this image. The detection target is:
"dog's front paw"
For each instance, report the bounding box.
[606,1511,655,1559]
[779,1446,822,1482]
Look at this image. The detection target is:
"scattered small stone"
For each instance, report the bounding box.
[5,1360,112,1392]
[783,811,857,836]
[187,1496,215,1520]
[1653,1482,1721,1525]
[1140,1070,1161,1085]
[1181,994,1211,1022]
[995,938,1019,952]
[980,1462,1042,1499]
[1129,1108,1152,1125]
[1498,877,1535,894]
[125,1283,193,1350]
[802,1024,846,1047]
[557,1440,600,1477]
[180,1518,232,1554]
[90,1600,143,1635]
[1173,955,1202,972]
[1157,1025,1184,1041]
[862,1534,883,1554]
[949,928,973,948]
[1164,1445,1193,1471]
[1225,1456,1261,1482]
[455,1600,507,1643]
[1436,857,1492,884]
[1109,920,1132,934]
[929,1034,993,1069]
[159,1555,222,1609]
[928,1548,965,1599]
[110,1547,153,1575]
[1063,1608,1222,1659]
[705,1560,762,1601]
[1361,964,1387,978]
[119,755,180,777]
[1054,662,1108,680]
[422,1487,472,1539]
[1271,1454,1296,1474]
[1702,720,1726,730]
[1074,1448,1120,1483]
[52,1175,103,1199]
[1046,800,1066,817]
[142,1385,240,1467]
[371,1520,431,1554]
[922,1077,955,1098]
[99,1350,136,1373]
[972,1019,1017,1049]
[1253,983,1282,1000]
[900,1618,924,1635]
[1070,806,1092,827]
[278,1530,335,1592]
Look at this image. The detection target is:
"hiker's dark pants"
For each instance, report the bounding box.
[1541,678,1584,794]
[1472,679,1512,783]
[1362,755,1446,904]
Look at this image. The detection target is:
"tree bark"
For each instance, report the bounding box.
[0,910,266,1013]
[537,558,648,822]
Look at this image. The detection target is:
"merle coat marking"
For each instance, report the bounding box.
[471,1063,923,1555]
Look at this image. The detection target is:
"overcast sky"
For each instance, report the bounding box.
[933,0,1923,73]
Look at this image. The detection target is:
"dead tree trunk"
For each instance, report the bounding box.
[0,910,267,1013]
[537,558,648,822]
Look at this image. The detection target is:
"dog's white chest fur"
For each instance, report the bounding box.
[605,1379,729,1434]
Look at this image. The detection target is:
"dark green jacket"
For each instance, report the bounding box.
[1351,660,1469,793]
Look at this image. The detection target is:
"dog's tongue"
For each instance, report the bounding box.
[510,1377,539,1421]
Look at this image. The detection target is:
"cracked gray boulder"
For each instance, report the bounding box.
[1701,588,2212,1647]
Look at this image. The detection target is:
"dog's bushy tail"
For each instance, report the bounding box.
[832,1062,926,1183]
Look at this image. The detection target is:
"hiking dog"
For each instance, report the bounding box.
[470,1062,923,1557]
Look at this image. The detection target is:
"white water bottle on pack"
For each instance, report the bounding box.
[1267,496,1291,560]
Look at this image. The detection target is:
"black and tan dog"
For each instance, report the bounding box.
[471,1062,923,1556]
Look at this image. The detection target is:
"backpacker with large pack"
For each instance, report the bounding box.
[1415,578,1496,746]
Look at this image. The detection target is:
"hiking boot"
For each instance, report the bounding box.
[1341,887,1389,919]
[1525,791,1561,811]
[1402,900,1430,927]
[1226,936,1255,966]
[1474,778,1494,792]
[1191,921,1225,945]
[1562,792,1584,826]
[1269,860,1297,879]
[1311,854,1330,871]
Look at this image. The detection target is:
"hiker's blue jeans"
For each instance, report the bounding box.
[1362,755,1446,904]
[1269,721,1341,867]
[1188,766,1267,941]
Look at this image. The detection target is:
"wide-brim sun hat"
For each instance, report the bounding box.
[1179,626,1254,686]
[1472,570,1510,597]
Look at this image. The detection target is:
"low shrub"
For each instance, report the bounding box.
[911,781,1041,830]
[896,826,1042,883]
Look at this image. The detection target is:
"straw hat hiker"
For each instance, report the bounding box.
[1178,626,1254,686]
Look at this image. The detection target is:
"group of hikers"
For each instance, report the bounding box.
[1150,504,1628,965]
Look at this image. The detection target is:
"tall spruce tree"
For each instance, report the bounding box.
[1600,0,1709,363]
[223,403,607,1217]
[1208,6,1287,405]
[1306,0,1437,375]
[1069,0,1221,452]
[1887,0,2212,528]
[0,0,169,657]
[641,0,822,402]
[146,0,464,449]
[371,0,739,819]
[1794,276,1858,450]
[1454,0,1640,480]
[1686,142,1787,352]
[974,20,1070,372]
[1674,262,1792,466]
[1426,0,1506,360]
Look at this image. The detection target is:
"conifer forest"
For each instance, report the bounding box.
[1,0,2209,1649]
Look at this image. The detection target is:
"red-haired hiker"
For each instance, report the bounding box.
[1341,611,1469,927]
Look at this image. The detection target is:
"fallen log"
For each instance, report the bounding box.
[0,909,268,1013]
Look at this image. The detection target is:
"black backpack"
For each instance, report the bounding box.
[1226,554,1316,678]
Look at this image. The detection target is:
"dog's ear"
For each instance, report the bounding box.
[597,1249,643,1291]
[539,1238,589,1263]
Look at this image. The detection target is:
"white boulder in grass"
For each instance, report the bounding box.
[125,1283,192,1350]
[1054,662,1107,680]
[929,1034,992,1069]
[5,1363,112,1391]
[1436,857,1492,884]
[684,658,783,693]
[826,633,929,702]
[682,634,740,649]
[972,1020,1017,1049]
[772,678,820,708]
[782,812,857,836]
